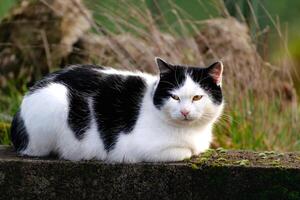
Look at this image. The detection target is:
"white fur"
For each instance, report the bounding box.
[19,68,223,162]
[21,83,106,160]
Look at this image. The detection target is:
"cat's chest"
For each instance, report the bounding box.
[138,125,210,151]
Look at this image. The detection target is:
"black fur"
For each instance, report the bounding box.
[153,64,223,108]
[55,65,104,95]
[10,111,29,152]
[54,66,104,140]
[94,75,146,150]
[189,67,223,105]
[153,66,187,108]
[29,65,103,94]
[29,65,104,140]
[25,65,146,151]
[68,93,91,140]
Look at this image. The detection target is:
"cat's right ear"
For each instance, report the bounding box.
[207,61,223,86]
[155,57,174,74]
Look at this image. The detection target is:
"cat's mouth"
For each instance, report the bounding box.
[181,114,196,121]
[177,117,195,123]
[184,119,195,123]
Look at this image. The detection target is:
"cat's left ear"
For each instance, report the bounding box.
[155,57,174,74]
[207,61,223,86]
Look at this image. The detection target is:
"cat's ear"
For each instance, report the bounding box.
[155,57,174,74]
[207,61,223,86]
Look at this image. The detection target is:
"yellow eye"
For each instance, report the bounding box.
[192,95,203,101]
[171,94,180,101]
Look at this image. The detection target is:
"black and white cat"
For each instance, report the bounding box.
[11,58,224,163]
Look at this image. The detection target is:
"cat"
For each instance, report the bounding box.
[10,58,224,163]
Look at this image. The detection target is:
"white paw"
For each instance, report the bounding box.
[153,147,192,162]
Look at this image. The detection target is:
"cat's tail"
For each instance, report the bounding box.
[10,110,29,152]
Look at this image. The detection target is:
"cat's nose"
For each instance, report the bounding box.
[180,109,190,117]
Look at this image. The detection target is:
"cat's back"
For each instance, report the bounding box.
[11,65,155,158]
[30,65,156,94]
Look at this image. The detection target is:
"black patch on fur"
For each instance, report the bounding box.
[153,65,223,108]
[10,110,29,152]
[28,70,61,93]
[153,65,187,109]
[68,93,91,140]
[28,64,146,148]
[188,67,223,105]
[55,65,104,95]
[30,65,104,140]
[94,75,146,151]
[54,65,105,140]
[29,65,104,94]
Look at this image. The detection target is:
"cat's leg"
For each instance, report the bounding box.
[107,133,193,163]
[56,127,84,161]
[144,147,192,162]
[108,146,192,163]
[78,121,107,161]
[20,83,69,157]
[192,130,213,156]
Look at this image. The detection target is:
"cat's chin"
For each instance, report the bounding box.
[170,118,198,126]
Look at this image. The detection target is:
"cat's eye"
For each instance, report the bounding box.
[171,94,180,101]
[192,95,203,101]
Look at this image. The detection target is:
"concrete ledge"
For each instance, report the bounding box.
[0,146,300,199]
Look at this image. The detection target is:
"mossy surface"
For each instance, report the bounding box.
[1,146,300,200]
[186,148,300,169]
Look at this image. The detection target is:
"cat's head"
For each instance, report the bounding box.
[153,58,224,126]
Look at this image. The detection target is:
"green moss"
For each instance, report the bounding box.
[258,152,267,158]
[187,149,217,168]
[196,157,209,164]
[269,159,281,166]
[201,149,215,158]
[190,163,199,170]
[188,149,300,170]
[264,151,276,155]
[216,147,228,154]
[234,159,250,166]
[216,158,228,162]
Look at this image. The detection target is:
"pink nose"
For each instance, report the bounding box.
[180,110,190,117]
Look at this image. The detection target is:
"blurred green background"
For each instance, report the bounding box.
[1,0,300,151]
[2,0,300,72]
[2,0,300,60]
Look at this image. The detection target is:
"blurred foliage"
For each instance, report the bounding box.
[0,0,17,19]
[1,0,300,43]
[0,0,299,151]
[87,0,219,32]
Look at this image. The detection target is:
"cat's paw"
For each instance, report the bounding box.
[173,148,193,161]
[151,147,192,162]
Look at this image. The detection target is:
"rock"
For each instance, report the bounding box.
[195,17,295,102]
[0,146,299,199]
[0,0,91,87]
